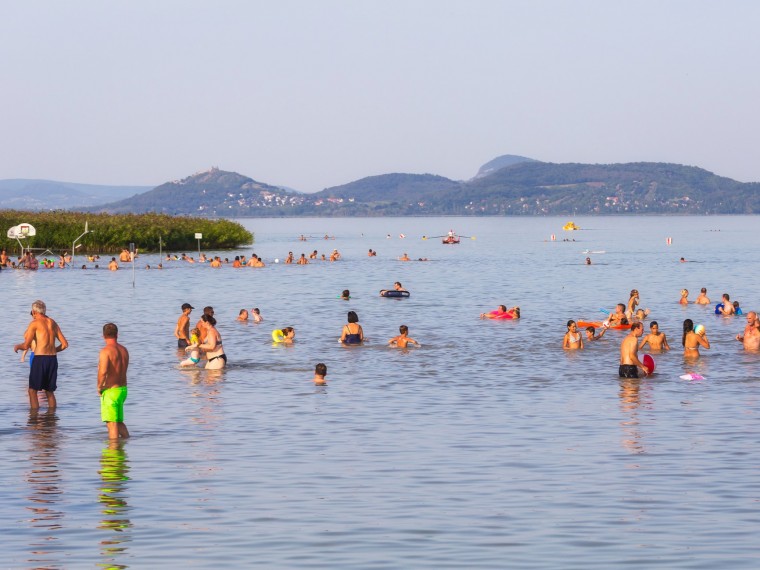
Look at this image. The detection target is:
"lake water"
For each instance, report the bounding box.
[1,215,758,569]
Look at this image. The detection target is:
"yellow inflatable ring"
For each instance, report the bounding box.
[272,329,285,343]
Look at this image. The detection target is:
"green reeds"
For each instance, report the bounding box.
[0,210,253,253]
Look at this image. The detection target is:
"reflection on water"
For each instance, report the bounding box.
[2,216,760,567]
[98,441,132,569]
[618,378,653,455]
[183,368,225,430]
[24,409,63,568]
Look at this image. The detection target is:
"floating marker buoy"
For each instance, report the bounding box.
[666,237,672,245]
[399,234,405,239]
[551,234,556,241]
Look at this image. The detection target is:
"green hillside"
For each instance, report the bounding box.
[89,161,760,216]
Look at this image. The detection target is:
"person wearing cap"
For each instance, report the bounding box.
[175,303,194,348]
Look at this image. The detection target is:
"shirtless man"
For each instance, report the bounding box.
[639,321,670,351]
[108,257,119,271]
[195,306,214,342]
[97,323,130,439]
[297,253,309,265]
[380,282,408,296]
[119,248,131,262]
[398,253,411,261]
[736,311,760,351]
[607,303,628,327]
[619,322,649,378]
[694,288,711,305]
[718,293,735,316]
[13,300,68,409]
[175,303,193,348]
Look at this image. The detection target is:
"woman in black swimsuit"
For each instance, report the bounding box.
[340,311,364,345]
[200,314,226,369]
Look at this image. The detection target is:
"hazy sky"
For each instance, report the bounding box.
[1,1,758,191]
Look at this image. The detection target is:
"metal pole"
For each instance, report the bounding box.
[71,222,90,269]
[130,242,135,288]
[197,238,201,261]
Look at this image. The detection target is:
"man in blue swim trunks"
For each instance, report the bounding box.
[98,322,130,439]
[14,300,68,410]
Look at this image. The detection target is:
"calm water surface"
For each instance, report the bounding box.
[1,215,758,568]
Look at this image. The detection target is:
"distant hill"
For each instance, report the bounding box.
[459,161,760,215]
[0,179,152,210]
[75,160,760,217]
[473,154,539,179]
[93,167,306,216]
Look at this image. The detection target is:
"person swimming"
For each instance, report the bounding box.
[388,325,420,348]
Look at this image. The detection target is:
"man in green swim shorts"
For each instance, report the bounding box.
[97,322,130,439]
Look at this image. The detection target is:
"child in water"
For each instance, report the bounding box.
[251,308,262,323]
[180,328,202,367]
[313,362,327,385]
[388,325,420,348]
[585,326,607,342]
[563,320,583,350]
[679,289,689,305]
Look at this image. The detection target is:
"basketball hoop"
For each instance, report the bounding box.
[6,223,36,255]
[7,223,36,239]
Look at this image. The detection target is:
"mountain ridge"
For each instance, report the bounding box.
[4,158,759,215]
[89,160,757,216]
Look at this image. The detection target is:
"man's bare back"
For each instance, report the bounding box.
[14,315,67,356]
[98,340,129,391]
[13,301,68,409]
[98,323,130,439]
